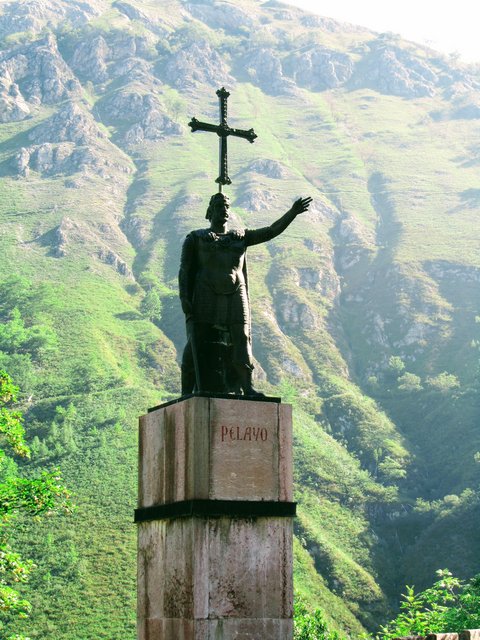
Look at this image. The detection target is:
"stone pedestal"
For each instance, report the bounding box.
[136,394,295,640]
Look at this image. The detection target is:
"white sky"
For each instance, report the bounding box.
[282,0,480,63]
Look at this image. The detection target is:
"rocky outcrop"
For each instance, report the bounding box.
[162,41,233,90]
[112,1,168,37]
[97,247,133,278]
[186,2,256,33]
[29,101,105,145]
[242,48,293,95]
[49,217,134,278]
[277,292,320,330]
[248,159,289,179]
[14,142,113,178]
[284,46,353,91]
[14,147,30,177]
[235,189,277,212]
[15,102,132,178]
[71,35,110,83]
[0,80,30,122]
[0,0,99,37]
[70,32,157,85]
[99,90,181,143]
[0,34,81,118]
[334,215,375,271]
[298,264,341,300]
[356,42,438,97]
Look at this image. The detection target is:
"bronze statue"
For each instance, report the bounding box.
[180,87,312,395]
[179,193,312,396]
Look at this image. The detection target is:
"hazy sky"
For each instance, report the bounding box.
[282,0,480,63]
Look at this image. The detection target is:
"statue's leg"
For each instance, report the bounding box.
[181,336,195,395]
[230,324,265,397]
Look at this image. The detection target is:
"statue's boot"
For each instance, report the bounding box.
[236,365,266,398]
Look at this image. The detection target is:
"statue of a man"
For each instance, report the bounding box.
[179,192,312,396]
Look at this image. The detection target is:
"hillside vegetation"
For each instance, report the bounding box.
[0,0,480,637]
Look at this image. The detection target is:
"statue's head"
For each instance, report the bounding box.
[206,192,230,220]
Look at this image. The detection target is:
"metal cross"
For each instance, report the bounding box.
[188,87,257,192]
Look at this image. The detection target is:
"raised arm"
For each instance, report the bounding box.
[245,197,312,247]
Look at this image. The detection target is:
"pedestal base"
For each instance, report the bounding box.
[138,517,293,640]
[137,396,294,640]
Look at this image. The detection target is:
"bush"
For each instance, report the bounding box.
[294,600,344,639]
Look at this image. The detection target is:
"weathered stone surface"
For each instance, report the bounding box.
[0,33,81,117]
[138,517,293,639]
[356,42,437,97]
[71,35,110,83]
[99,90,181,143]
[425,634,459,640]
[235,188,277,212]
[0,0,98,37]
[460,631,480,640]
[29,101,105,146]
[242,47,293,95]
[284,45,353,91]
[138,396,293,506]
[248,158,289,179]
[186,2,257,33]
[162,41,233,90]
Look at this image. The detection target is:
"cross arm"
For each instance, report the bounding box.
[228,127,257,143]
[188,117,220,134]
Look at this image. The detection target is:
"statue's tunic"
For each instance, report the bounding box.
[179,226,279,370]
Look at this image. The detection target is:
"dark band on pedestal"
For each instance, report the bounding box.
[134,499,297,523]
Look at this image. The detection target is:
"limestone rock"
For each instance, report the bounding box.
[284,46,353,91]
[15,140,110,178]
[97,247,133,278]
[13,147,30,177]
[242,48,293,95]
[50,217,133,279]
[299,14,346,30]
[0,0,99,37]
[334,215,375,270]
[29,101,105,145]
[121,215,150,247]
[113,1,149,22]
[112,1,169,37]
[356,43,437,97]
[18,102,133,178]
[298,265,341,300]
[0,80,30,122]
[162,41,233,90]
[110,57,152,83]
[278,294,319,330]
[235,189,277,212]
[71,35,110,83]
[100,90,181,143]
[186,2,257,33]
[248,159,288,179]
[0,34,81,111]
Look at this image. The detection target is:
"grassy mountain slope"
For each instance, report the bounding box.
[0,0,479,637]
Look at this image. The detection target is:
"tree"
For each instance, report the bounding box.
[294,599,344,640]
[140,289,162,322]
[370,569,480,639]
[387,356,405,380]
[426,372,460,393]
[397,372,423,392]
[0,371,71,640]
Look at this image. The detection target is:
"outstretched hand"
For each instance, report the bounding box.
[291,196,313,215]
